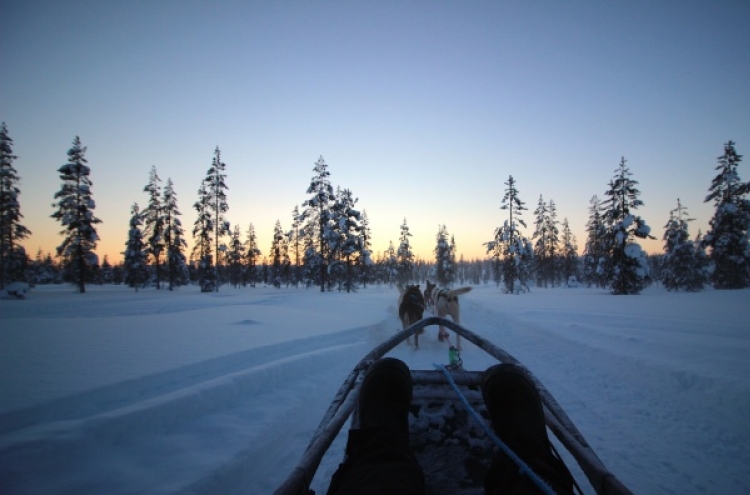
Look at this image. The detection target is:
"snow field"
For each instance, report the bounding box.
[1,284,749,494]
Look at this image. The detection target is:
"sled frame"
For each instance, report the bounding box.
[274,317,632,495]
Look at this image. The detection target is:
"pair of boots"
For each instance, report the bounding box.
[327,358,575,495]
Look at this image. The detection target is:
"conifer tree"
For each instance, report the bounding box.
[269,220,290,288]
[703,141,750,289]
[123,203,147,291]
[143,166,164,288]
[331,187,365,292]
[485,175,532,294]
[288,205,302,286]
[205,147,230,291]
[162,178,187,290]
[385,240,398,286]
[532,195,552,287]
[602,157,653,295]
[396,218,415,286]
[301,156,334,292]
[560,218,579,284]
[192,180,214,291]
[662,199,703,291]
[582,195,608,287]
[0,122,31,288]
[226,224,244,288]
[51,136,101,293]
[359,210,373,287]
[243,223,262,287]
[434,225,456,287]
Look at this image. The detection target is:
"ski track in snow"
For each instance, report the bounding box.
[1,284,749,494]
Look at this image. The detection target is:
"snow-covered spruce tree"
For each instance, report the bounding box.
[434,224,456,287]
[560,218,579,283]
[396,218,415,287]
[288,205,302,287]
[602,157,653,295]
[385,240,398,287]
[0,122,31,289]
[330,187,366,292]
[243,223,261,287]
[226,224,244,288]
[359,210,373,287]
[269,220,290,288]
[162,178,188,290]
[661,199,703,292]
[51,136,101,293]
[192,180,215,291]
[123,202,147,291]
[301,156,334,292]
[546,200,560,285]
[582,196,608,288]
[532,195,554,287]
[703,141,750,289]
[142,166,165,289]
[484,175,532,294]
[205,147,230,291]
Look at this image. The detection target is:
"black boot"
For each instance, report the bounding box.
[482,363,575,495]
[327,358,423,495]
[357,357,413,444]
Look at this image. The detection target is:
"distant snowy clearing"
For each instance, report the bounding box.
[1,284,749,494]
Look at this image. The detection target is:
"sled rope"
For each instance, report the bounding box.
[434,363,556,495]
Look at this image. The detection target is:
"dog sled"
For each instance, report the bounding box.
[274,317,633,495]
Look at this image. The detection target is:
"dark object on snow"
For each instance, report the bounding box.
[4,282,29,299]
[274,317,633,495]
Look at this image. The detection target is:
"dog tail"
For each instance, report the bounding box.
[447,286,472,297]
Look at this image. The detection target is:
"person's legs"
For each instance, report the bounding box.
[482,363,576,495]
[327,358,424,495]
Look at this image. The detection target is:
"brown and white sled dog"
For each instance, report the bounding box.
[430,284,472,350]
[399,285,426,348]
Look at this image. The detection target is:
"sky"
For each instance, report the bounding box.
[2,0,749,263]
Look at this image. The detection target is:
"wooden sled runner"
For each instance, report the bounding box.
[274,317,633,495]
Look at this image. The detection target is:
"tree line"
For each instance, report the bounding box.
[1,122,749,295]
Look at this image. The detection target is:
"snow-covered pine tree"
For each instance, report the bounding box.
[532,195,550,287]
[560,218,579,284]
[359,210,373,287]
[269,220,290,288]
[484,175,532,294]
[301,156,334,292]
[661,199,703,291]
[396,218,415,287]
[51,136,102,293]
[332,188,364,292]
[703,141,750,289]
[386,240,398,287]
[123,202,147,291]
[192,180,214,291]
[434,224,456,287]
[226,224,244,288]
[243,223,261,287]
[546,199,560,285]
[142,166,165,289]
[288,205,302,287]
[162,178,188,290]
[204,147,230,291]
[602,157,653,295]
[0,122,31,289]
[582,195,608,288]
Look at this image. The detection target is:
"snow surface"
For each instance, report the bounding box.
[1,284,749,494]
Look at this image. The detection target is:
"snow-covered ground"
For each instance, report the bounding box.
[1,284,748,494]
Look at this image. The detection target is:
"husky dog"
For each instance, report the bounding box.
[424,280,436,312]
[399,285,426,348]
[431,285,472,350]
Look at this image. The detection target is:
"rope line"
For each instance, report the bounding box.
[433,363,556,495]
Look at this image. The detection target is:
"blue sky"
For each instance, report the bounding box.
[2,0,749,263]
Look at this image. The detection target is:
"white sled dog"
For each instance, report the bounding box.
[429,283,472,350]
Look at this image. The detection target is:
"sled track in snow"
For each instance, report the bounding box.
[0,324,379,494]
